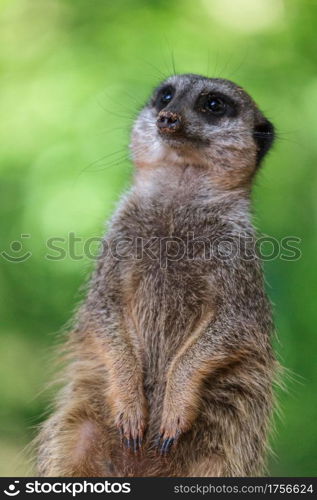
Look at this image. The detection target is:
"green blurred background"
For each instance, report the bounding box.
[1,0,316,476]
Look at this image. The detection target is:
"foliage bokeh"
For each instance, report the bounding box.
[0,0,316,476]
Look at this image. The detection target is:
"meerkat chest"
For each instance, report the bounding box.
[123,262,214,363]
[118,203,219,352]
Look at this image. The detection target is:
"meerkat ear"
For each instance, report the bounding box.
[253,118,275,166]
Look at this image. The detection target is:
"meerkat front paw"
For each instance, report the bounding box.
[114,400,148,454]
[157,399,194,455]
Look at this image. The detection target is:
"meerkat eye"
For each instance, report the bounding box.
[154,86,175,110]
[204,95,227,115]
[160,86,174,104]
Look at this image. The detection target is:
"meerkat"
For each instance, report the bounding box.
[36,74,277,477]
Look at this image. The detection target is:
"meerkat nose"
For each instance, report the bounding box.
[157,111,182,133]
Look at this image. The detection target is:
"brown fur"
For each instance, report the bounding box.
[36,74,277,477]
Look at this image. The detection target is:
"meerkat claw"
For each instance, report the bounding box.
[122,434,143,454]
[161,437,174,455]
[123,436,131,449]
[156,433,176,455]
[132,437,141,454]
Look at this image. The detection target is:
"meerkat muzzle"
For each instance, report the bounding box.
[157,110,182,134]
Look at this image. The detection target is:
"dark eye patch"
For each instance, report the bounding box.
[152,85,175,111]
[196,91,238,119]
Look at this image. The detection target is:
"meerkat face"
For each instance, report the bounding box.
[131,74,274,188]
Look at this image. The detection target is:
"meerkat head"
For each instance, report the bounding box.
[131,74,274,189]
